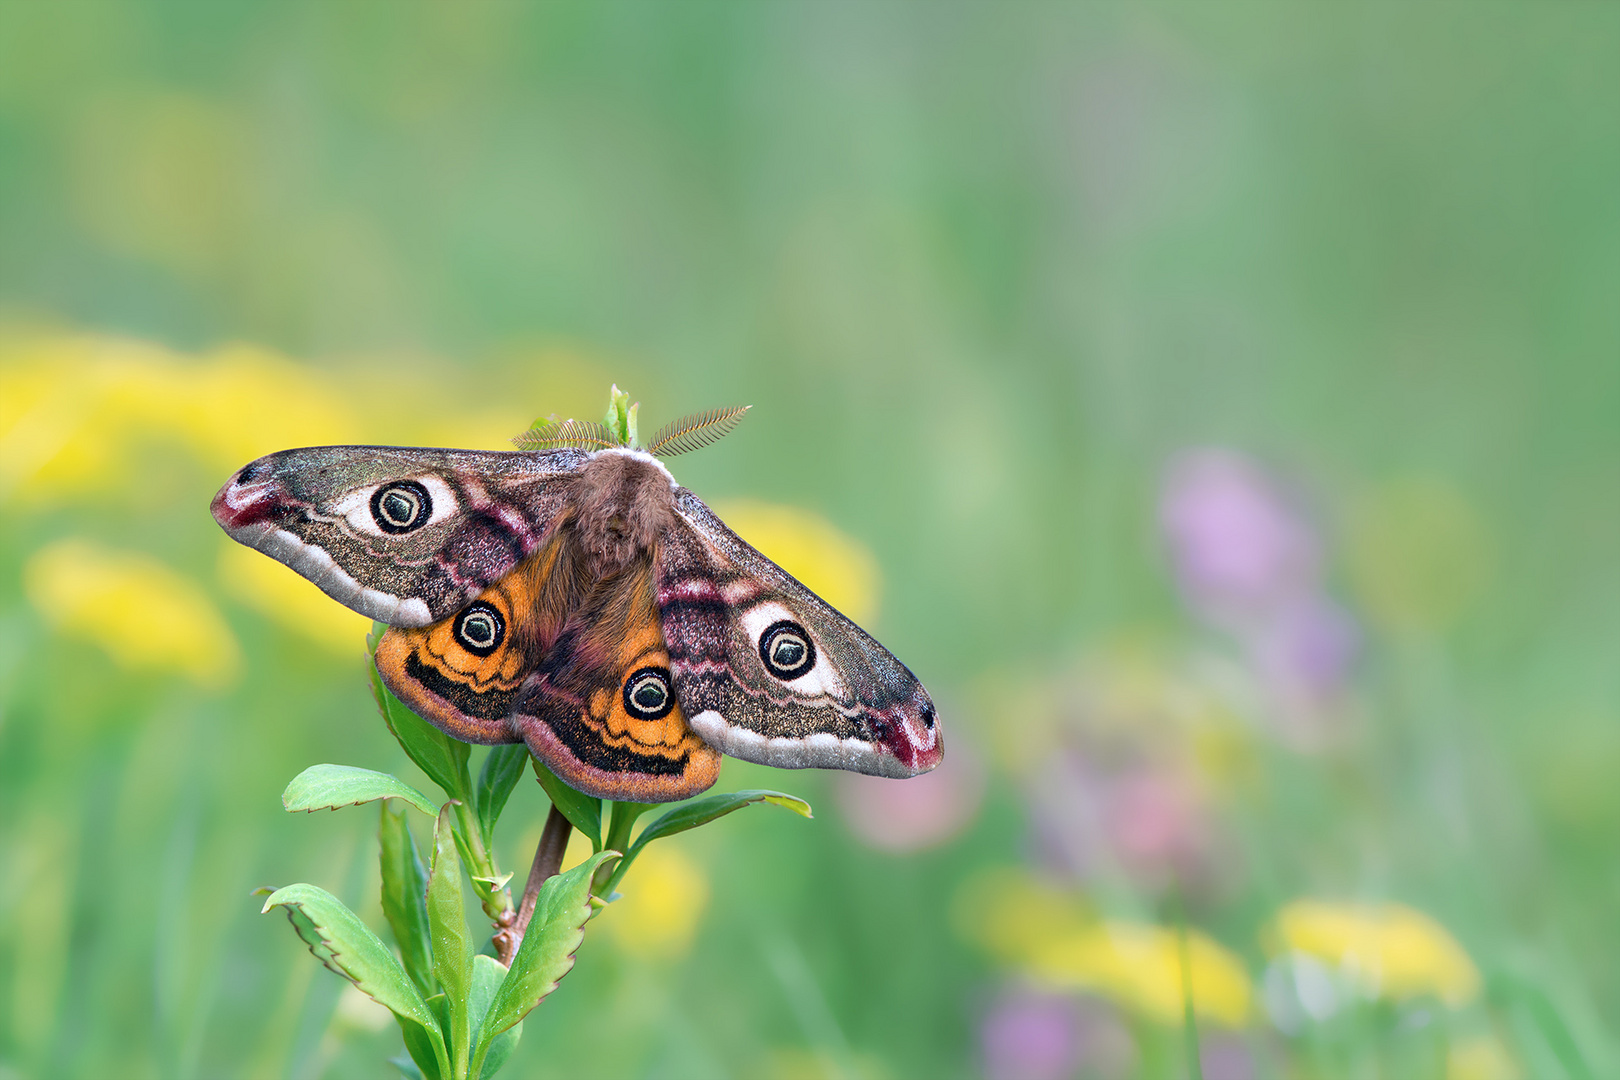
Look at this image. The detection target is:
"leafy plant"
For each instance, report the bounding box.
[260,623,810,1078]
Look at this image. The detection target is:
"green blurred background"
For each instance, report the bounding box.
[1,3,1615,1078]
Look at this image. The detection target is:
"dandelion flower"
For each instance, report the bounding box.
[1269,900,1481,1007]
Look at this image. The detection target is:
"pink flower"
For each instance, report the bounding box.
[1251,596,1359,703]
[1160,449,1320,627]
[980,989,1079,1080]
[1029,750,1226,893]
[980,989,1137,1080]
[1160,448,1360,722]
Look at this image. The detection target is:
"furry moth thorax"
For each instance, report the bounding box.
[212,431,943,803]
[572,449,676,578]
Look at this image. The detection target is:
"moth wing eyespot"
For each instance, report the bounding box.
[453,601,505,656]
[369,479,433,534]
[622,665,674,721]
[758,619,816,680]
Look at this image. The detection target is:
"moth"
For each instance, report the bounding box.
[211,403,942,802]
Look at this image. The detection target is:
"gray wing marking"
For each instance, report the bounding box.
[653,488,941,777]
[213,445,589,625]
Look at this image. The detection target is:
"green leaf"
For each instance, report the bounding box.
[284,763,438,817]
[474,745,530,844]
[393,1021,439,1080]
[602,383,633,446]
[466,954,506,1041]
[261,883,448,1078]
[468,955,522,1080]
[602,790,810,895]
[370,643,471,801]
[427,804,473,1079]
[474,852,615,1065]
[425,993,451,1041]
[630,790,812,854]
[478,1025,521,1080]
[379,803,437,999]
[604,800,654,852]
[531,759,602,850]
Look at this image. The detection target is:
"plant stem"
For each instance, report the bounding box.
[451,798,514,926]
[522,804,574,926]
[493,804,572,965]
[594,800,651,895]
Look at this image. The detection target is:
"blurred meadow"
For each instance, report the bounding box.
[1,3,1616,1079]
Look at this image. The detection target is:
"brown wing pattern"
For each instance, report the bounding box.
[212,446,590,626]
[513,555,721,802]
[655,489,942,779]
[375,515,721,801]
[374,522,583,743]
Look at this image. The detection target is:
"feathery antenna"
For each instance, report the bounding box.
[511,418,620,452]
[645,406,751,458]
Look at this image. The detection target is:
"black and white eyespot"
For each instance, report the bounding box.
[454,601,504,657]
[758,620,816,681]
[369,480,432,534]
[623,666,674,721]
[334,475,459,538]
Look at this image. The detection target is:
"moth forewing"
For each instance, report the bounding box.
[652,490,942,782]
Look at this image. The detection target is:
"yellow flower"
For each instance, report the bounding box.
[1030,921,1253,1027]
[0,331,354,504]
[710,499,881,625]
[1269,900,1481,1007]
[24,538,241,687]
[217,541,370,656]
[600,844,710,959]
[953,867,1252,1026]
